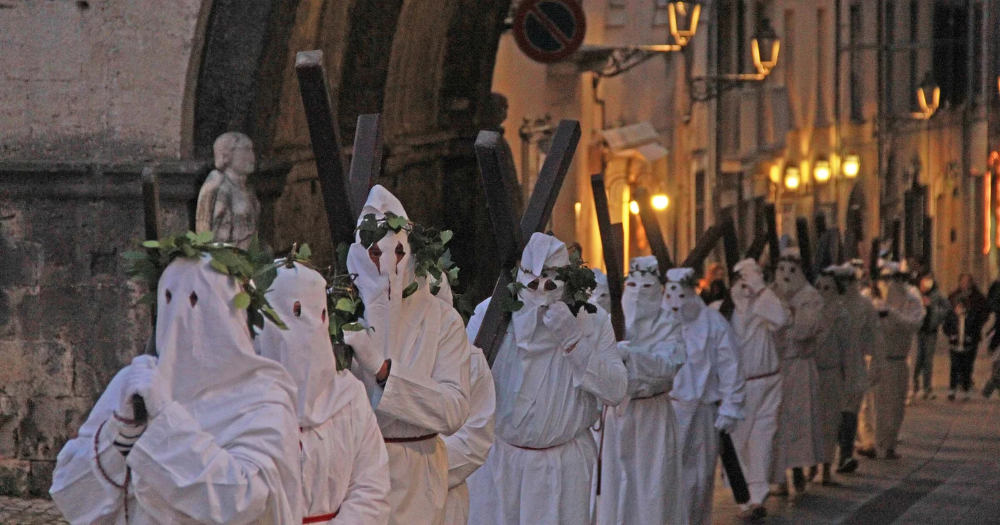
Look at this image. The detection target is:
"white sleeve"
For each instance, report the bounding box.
[444,349,496,488]
[756,288,791,329]
[333,395,391,525]
[621,340,686,398]
[49,369,131,524]
[715,322,746,419]
[126,400,301,524]
[565,313,628,406]
[375,312,471,435]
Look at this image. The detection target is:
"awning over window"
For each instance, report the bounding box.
[602,122,668,162]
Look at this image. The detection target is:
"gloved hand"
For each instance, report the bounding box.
[348,243,390,306]
[123,355,168,421]
[543,301,582,352]
[714,414,740,434]
[343,324,388,377]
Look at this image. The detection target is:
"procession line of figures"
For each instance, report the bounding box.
[49,184,927,525]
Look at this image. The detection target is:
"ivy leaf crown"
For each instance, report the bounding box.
[122,231,287,333]
[354,211,459,299]
[503,249,599,316]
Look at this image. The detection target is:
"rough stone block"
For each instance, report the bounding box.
[0,459,30,497]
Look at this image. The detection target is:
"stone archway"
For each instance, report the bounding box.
[189,0,511,301]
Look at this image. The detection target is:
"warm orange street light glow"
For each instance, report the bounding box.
[651,194,670,210]
[668,1,701,47]
[814,159,831,183]
[843,155,860,178]
[784,166,801,190]
[629,200,640,215]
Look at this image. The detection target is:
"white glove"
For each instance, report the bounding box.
[344,326,387,377]
[123,355,168,420]
[714,414,740,434]
[543,302,582,351]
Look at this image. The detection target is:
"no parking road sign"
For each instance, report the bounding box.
[512,0,586,63]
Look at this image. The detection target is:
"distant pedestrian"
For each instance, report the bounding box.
[912,273,950,400]
[948,274,990,393]
[982,348,1000,399]
[944,298,980,401]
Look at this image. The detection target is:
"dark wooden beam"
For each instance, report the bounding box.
[591,173,626,341]
[632,186,674,276]
[347,113,383,218]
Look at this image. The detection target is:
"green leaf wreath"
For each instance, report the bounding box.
[355,212,459,298]
[123,231,286,332]
[503,250,598,316]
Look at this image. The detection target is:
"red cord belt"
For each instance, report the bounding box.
[384,433,438,443]
[746,369,781,381]
[303,509,339,523]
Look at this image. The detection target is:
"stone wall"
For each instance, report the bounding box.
[0,161,286,496]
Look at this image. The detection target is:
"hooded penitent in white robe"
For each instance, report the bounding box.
[256,262,391,524]
[870,268,924,455]
[666,268,745,525]
[466,232,628,525]
[770,250,825,481]
[814,272,850,464]
[837,266,873,414]
[728,258,788,508]
[596,256,687,525]
[590,268,612,313]
[345,185,471,525]
[434,281,496,525]
[51,255,302,524]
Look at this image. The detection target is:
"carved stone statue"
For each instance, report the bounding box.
[196,132,260,249]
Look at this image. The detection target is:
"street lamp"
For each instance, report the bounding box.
[751,18,780,77]
[669,1,702,47]
[843,154,860,178]
[651,193,670,210]
[814,158,831,183]
[629,200,640,215]
[914,73,940,120]
[784,166,801,190]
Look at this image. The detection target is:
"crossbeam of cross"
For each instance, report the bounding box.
[474,120,581,366]
[590,174,627,341]
[295,50,383,255]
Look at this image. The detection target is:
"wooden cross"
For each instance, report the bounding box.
[295,50,384,254]
[631,187,674,276]
[795,217,815,282]
[590,174,627,341]
[473,120,581,366]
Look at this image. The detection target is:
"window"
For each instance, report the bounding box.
[933,2,969,106]
[653,0,670,27]
[849,3,863,121]
[607,0,627,28]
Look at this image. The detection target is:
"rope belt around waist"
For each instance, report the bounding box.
[303,509,339,523]
[746,369,781,381]
[886,355,908,361]
[384,433,438,444]
[632,391,668,401]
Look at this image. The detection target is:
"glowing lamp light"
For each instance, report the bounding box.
[916,73,940,119]
[784,166,801,190]
[668,1,702,47]
[651,194,670,210]
[751,18,780,76]
[843,154,860,178]
[629,200,640,215]
[814,159,831,183]
[769,164,782,184]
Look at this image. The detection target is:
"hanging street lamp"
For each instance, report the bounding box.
[669,1,702,47]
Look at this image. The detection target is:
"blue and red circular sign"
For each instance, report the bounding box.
[512,0,587,63]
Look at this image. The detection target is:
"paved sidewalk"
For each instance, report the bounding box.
[712,347,1000,524]
[0,496,66,525]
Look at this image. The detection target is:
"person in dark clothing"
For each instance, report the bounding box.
[913,274,951,399]
[700,262,729,305]
[943,298,981,401]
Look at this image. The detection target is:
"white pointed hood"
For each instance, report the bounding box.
[513,233,569,339]
[590,268,611,313]
[352,184,416,301]
[622,256,663,337]
[256,262,353,428]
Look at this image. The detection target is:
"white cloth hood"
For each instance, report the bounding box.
[623,256,663,336]
[351,185,416,302]
[663,269,704,324]
[589,268,611,312]
[775,250,808,298]
[520,232,569,276]
[155,254,297,406]
[256,262,352,428]
[358,184,408,224]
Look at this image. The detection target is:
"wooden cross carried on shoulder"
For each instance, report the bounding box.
[473,120,581,366]
[295,49,384,252]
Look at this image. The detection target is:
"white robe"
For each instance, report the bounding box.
[597,297,686,524]
[467,300,627,524]
[670,306,744,525]
[814,299,849,463]
[729,287,788,506]
[873,284,924,453]
[50,256,302,524]
[442,347,496,525]
[771,284,825,477]
[839,291,875,413]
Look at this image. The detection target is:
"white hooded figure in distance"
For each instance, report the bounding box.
[51,255,302,524]
[255,262,391,524]
[344,185,471,525]
[728,258,789,519]
[590,268,612,313]
[466,232,627,524]
[863,262,924,459]
[433,279,497,525]
[812,268,851,483]
[666,267,745,525]
[834,262,875,473]
[596,256,687,525]
[769,247,825,494]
